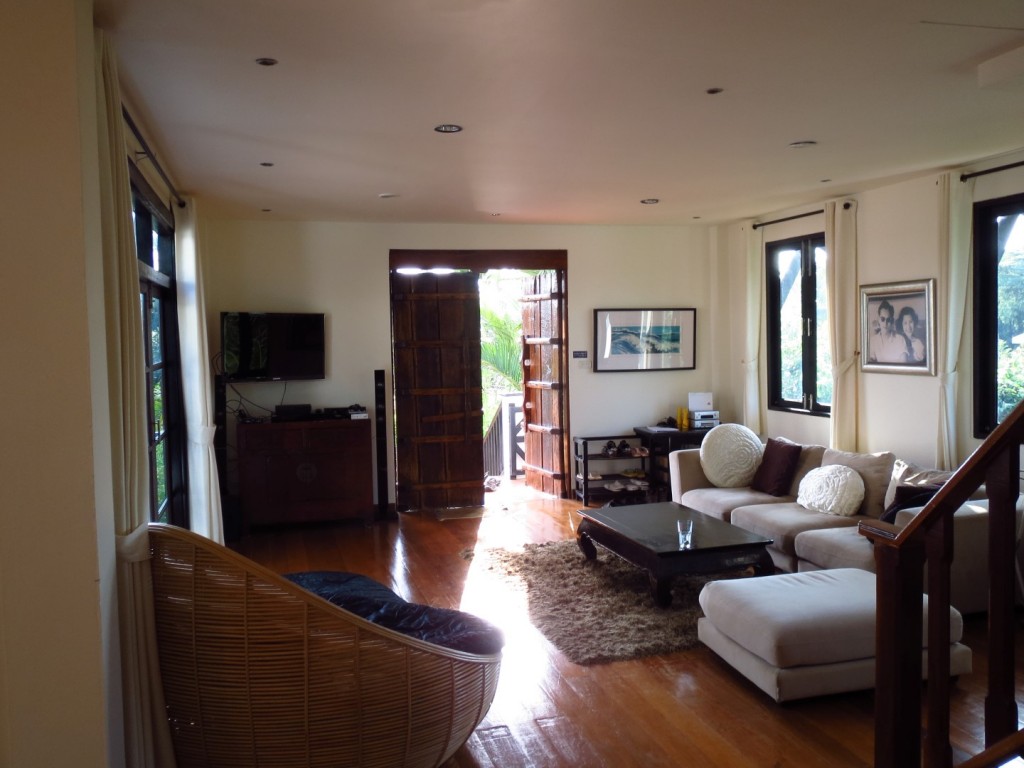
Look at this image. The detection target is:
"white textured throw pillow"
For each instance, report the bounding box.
[797,465,865,517]
[699,424,764,488]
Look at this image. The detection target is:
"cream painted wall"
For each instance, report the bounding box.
[558,226,712,432]
[202,220,714,502]
[709,223,741,422]
[0,1,114,766]
[856,174,944,466]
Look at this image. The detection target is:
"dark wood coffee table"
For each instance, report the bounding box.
[576,501,774,607]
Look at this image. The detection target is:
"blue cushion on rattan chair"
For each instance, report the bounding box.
[286,571,505,655]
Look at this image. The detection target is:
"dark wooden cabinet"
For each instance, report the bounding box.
[237,419,373,528]
[633,426,712,492]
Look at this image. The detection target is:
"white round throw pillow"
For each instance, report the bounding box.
[699,424,764,488]
[797,465,865,516]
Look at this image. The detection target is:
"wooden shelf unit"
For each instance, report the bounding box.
[573,434,650,507]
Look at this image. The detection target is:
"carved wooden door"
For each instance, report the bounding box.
[520,270,571,497]
[390,269,484,511]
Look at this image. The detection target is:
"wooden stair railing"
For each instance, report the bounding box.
[861,399,1024,768]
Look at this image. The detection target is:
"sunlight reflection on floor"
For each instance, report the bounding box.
[388,535,411,601]
[456,478,579,716]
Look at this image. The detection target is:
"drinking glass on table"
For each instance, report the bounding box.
[677,519,693,549]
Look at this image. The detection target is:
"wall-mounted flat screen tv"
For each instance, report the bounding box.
[221,312,326,382]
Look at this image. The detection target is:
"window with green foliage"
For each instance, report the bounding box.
[973,192,1024,436]
[766,234,831,415]
[132,171,188,526]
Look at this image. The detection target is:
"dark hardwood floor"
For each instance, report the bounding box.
[231,481,1021,768]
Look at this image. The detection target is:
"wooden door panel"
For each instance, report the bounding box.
[391,270,484,511]
[521,270,570,498]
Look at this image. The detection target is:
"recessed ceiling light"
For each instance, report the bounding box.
[255,57,278,67]
[705,87,724,95]
[491,213,501,217]
[434,123,463,133]
[640,198,660,205]
[378,192,399,199]
[788,140,818,149]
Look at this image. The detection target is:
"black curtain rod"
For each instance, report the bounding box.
[121,106,186,209]
[961,159,1024,182]
[752,209,823,230]
[752,201,852,230]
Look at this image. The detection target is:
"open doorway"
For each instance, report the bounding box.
[479,269,528,491]
[388,250,569,513]
[480,269,570,507]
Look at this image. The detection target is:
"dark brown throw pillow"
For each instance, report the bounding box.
[750,437,803,496]
[880,483,944,525]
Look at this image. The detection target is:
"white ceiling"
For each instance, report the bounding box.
[94,0,1024,225]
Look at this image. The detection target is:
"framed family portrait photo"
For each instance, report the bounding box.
[593,308,696,372]
[860,279,936,375]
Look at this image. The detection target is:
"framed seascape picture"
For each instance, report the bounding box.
[593,308,696,372]
[860,279,936,375]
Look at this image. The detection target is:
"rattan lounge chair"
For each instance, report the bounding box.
[148,523,502,768]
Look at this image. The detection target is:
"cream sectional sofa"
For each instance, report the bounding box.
[669,440,895,572]
[793,500,993,613]
[668,437,996,614]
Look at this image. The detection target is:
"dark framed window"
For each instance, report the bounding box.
[972,192,1024,437]
[131,168,188,526]
[766,234,831,415]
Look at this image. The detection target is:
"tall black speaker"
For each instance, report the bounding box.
[374,369,389,519]
[213,374,242,541]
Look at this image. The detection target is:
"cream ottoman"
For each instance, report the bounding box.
[697,568,972,702]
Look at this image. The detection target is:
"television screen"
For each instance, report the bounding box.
[221,312,326,382]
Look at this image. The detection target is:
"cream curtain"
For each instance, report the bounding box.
[936,172,975,469]
[825,200,859,451]
[96,31,176,767]
[742,222,765,434]
[175,198,225,542]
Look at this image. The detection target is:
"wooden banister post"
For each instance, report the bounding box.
[874,536,926,768]
[985,447,1020,748]
[925,512,955,768]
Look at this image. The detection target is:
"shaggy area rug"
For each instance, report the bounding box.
[479,539,730,665]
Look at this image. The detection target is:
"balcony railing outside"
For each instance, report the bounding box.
[482,398,523,480]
